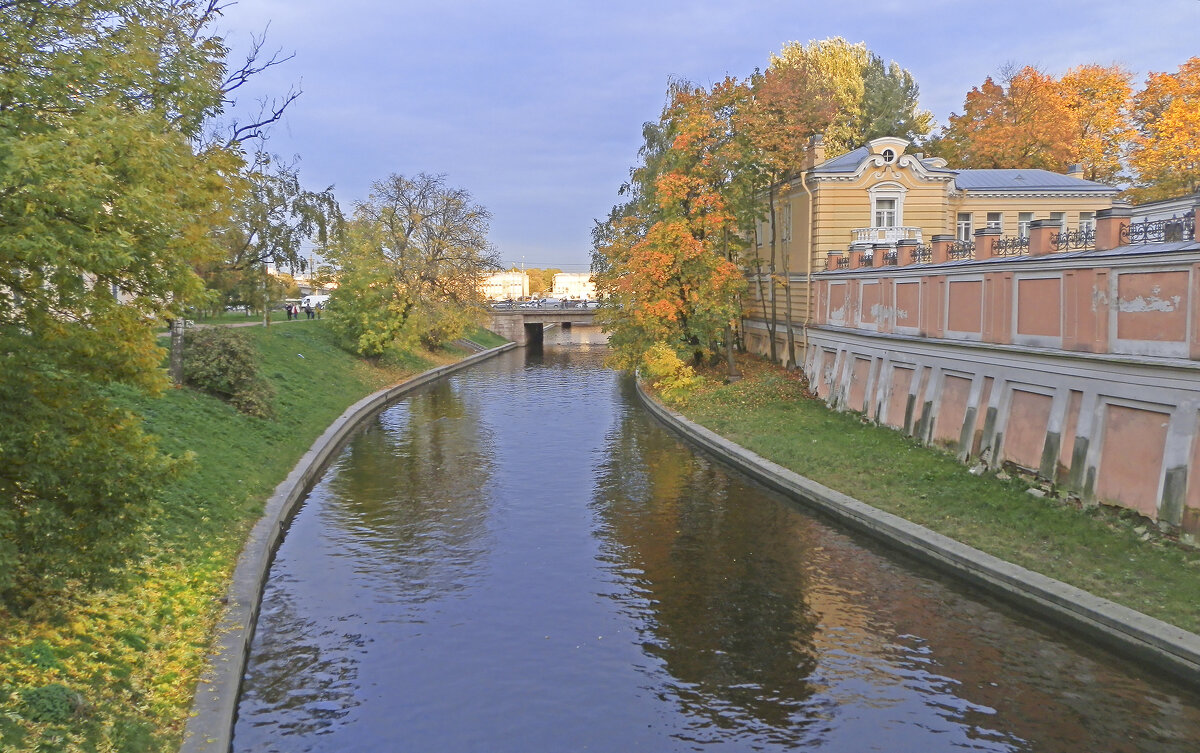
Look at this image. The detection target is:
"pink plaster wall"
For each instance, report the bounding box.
[848,357,871,412]
[860,282,881,326]
[1116,271,1188,343]
[1058,391,1083,484]
[827,282,849,326]
[816,351,836,398]
[946,280,983,334]
[934,375,972,447]
[884,366,915,429]
[1016,278,1062,338]
[1096,404,1169,517]
[895,281,920,329]
[1003,390,1052,470]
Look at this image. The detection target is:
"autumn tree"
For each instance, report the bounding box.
[328,173,500,356]
[936,65,1075,170]
[1060,64,1136,184]
[207,151,342,324]
[0,0,246,604]
[769,38,931,155]
[737,61,837,362]
[592,79,748,376]
[1130,57,1200,201]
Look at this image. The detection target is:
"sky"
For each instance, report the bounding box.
[213,0,1200,271]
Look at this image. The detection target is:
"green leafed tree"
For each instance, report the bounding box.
[328,173,500,356]
[0,0,246,605]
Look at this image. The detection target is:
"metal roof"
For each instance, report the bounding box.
[952,169,1114,193]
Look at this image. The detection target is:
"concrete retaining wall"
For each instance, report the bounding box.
[634,380,1200,691]
[179,343,515,753]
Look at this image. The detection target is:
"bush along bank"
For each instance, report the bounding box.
[0,322,507,753]
[666,356,1200,638]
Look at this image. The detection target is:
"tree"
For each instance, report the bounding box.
[209,151,341,324]
[1060,64,1135,184]
[328,173,499,356]
[737,62,837,363]
[593,79,748,374]
[937,66,1076,171]
[769,38,931,155]
[1130,57,1200,201]
[0,0,242,603]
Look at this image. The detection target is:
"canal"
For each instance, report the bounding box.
[233,326,1200,752]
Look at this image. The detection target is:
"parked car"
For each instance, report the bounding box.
[539,298,563,307]
[492,301,513,309]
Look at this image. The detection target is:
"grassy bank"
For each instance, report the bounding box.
[674,356,1200,635]
[0,322,503,752]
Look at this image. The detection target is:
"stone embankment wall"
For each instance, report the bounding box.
[806,208,1200,535]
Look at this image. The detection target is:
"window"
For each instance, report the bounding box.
[1018,212,1034,238]
[781,204,792,242]
[875,198,897,228]
[1079,211,1095,233]
[1050,212,1066,231]
[956,212,973,241]
[881,148,896,163]
[986,212,1002,230]
[755,218,765,246]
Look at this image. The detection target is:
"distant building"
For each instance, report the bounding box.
[551,272,596,300]
[481,271,529,300]
[1131,192,1199,223]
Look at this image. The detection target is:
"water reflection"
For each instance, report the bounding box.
[234,331,1200,752]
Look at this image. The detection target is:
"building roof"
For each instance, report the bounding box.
[815,147,870,173]
[953,169,1114,193]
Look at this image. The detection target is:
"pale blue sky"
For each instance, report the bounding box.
[216,0,1200,270]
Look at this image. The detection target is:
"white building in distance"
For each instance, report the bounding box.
[480,271,529,300]
[551,272,596,300]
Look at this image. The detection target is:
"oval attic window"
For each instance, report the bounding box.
[881,148,896,163]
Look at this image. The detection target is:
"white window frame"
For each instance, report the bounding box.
[868,182,907,230]
[1079,211,1095,233]
[781,203,792,242]
[1018,212,1034,238]
[956,212,973,242]
[986,212,1003,231]
[1050,211,1066,231]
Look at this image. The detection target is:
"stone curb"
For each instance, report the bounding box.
[634,381,1200,691]
[179,343,516,753]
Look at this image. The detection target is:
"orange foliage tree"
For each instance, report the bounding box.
[1130,57,1200,202]
[592,79,748,374]
[936,66,1075,170]
[1061,64,1136,184]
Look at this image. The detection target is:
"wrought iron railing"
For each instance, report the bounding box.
[911,244,932,264]
[1052,227,1095,251]
[858,253,874,268]
[948,240,975,260]
[834,255,849,269]
[882,250,898,266]
[1121,211,1196,245]
[993,235,1030,256]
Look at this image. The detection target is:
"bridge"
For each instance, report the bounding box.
[487,303,599,346]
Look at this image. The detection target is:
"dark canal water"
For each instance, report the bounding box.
[233,326,1200,752]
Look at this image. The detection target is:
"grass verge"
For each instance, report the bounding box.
[673,355,1200,635]
[0,322,504,753]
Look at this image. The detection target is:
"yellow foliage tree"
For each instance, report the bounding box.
[1130,57,1200,202]
[1061,64,1136,184]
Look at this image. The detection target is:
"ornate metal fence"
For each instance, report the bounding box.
[1122,211,1196,245]
[911,244,932,264]
[948,240,975,260]
[993,235,1030,256]
[1052,227,1096,252]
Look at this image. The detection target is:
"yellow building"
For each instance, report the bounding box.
[743,136,1120,365]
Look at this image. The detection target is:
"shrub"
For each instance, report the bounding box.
[641,342,704,406]
[182,328,275,417]
[19,684,86,724]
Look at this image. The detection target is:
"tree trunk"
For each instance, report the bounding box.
[767,187,778,363]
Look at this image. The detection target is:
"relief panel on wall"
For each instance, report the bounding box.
[946,279,983,336]
[894,281,920,332]
[828,282,849,326]
[1096,402,1170,518]
[884,365,915,429]
[933,375,973,448]
[860,282,881,328]
[1002,389,1053,470]
[1015,276,1063,340]
[1114,270,1189,349]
